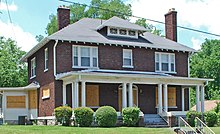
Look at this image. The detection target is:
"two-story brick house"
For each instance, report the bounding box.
[13,7,210,124]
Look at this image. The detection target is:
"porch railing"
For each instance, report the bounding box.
[158,109,169,125]
[195,117,215,134]
[178,116,198,134]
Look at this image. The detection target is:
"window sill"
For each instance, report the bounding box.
[123,65,134,68]
[155,106,178,108]
[155,71,177,74]
[30,75,36,80]
[42,96,50,100]
[72,66,99,69]
[44,69,48,72]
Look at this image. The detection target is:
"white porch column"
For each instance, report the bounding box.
[122,83,127,108]
[81,81,86,107]
[71,82,75,108]
[62,83,67,105]
[196,85,200,112]
[201,85,205,113]
[128,83,133,107]
[74,81,79,108]
[158,84,163,114]
[26,91,29,119]
[163,84,168,112]
[182,88,185,111]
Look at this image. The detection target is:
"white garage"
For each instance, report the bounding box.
[0,82,39,124]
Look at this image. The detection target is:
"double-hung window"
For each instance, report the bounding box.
[72,46,98,68]
[123,49,133,68]
[44,48,48,71]
[31,57,36,78]
[155,52,175,73]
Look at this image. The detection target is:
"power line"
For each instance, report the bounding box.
[5,0,16,40]
[59,0,220,37]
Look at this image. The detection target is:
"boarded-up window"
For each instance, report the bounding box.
[156,87,176,107]
[86,85,99,107]
[168,87,176,107]
[78,85,99,107]
[7,96,26,108]
[29,90,37,109]
[42,88,50,99]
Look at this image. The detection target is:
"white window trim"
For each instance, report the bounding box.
[30,57,36,79]
[44,48,48,72]
[123,49,133,68]
[107,26,138,39]
[155,52,176,73]
[72,45,99,68]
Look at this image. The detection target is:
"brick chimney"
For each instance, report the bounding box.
[57,6,70,30]
[165,8,177,42]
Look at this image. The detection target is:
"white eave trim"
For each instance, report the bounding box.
[20,37,50,62]
[47,38,195,53]
[0,82,40,91]
[55,69,213,85]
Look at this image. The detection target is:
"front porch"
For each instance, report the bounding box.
[57,69,211,118]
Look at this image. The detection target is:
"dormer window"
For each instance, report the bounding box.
[107,27,138,39]
[129,30,136,36]
[119,29,127,35]
[110,28,117,34]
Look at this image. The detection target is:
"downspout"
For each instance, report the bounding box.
[53,40,59,78]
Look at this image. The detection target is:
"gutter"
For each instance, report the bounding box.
[53,40,59,77]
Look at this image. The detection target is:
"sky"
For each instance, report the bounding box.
[0,0,219,52]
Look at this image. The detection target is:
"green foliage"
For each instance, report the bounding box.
[95,106,117,127]
[214,102,220,113]
[35,35,44,42]
[122,107,140,126]
[0,37,27,87]
[217,112,220,126]
[46,14,58,35]
[46,0,132,35]
[190,39,220,100]
[204,111,218,127]
[74,107,94,127]
[186,110,202,127]
[135,18,163,36]
[54,106,73,126]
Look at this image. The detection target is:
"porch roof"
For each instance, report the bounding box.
[0,82,40,91]
[56,69,213,86]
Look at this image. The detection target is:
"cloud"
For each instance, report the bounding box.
[0,1,17,11]
[128,0,220,49]
[129,0,220,34]
[0,20,37,52]
[191,37,202,50]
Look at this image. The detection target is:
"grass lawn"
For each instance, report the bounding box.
[0,125,175,134]
[0,126,219,134]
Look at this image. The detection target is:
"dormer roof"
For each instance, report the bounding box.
[96,16,147,31]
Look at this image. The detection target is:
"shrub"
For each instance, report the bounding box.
[186,110,202,127]
[204,111,217,127]
[214,102,220,113]
[122,107,140,126]
[74,107,94,127]
[217,112,220,126]
[54,106,73,126]
[95,106,117,127]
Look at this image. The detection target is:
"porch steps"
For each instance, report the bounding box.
[144,114,169,128]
